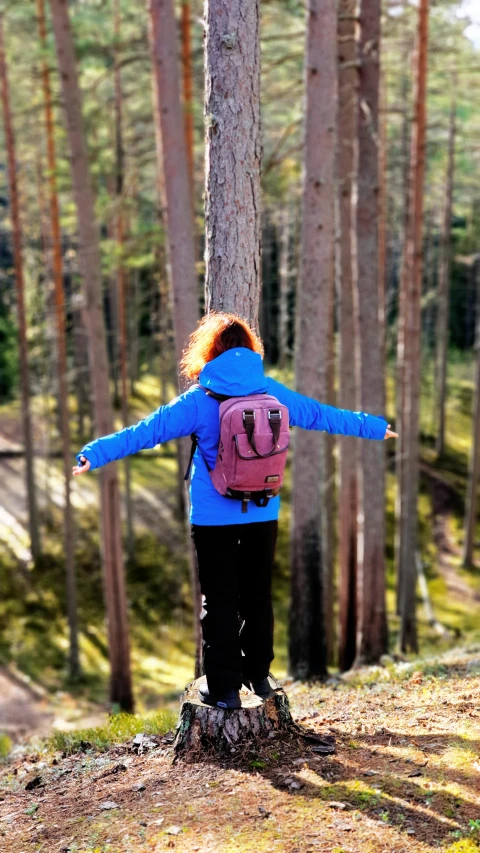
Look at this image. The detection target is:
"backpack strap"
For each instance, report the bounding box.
[184,433,212,481]
[184,384,228,481]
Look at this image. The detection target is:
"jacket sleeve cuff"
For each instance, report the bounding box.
[364,415,388,440]
[76,449,98,470]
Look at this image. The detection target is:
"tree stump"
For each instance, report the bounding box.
[173,676,294,759]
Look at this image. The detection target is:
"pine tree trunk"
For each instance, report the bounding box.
[114,0,134,562]
[181,0,194,193]
[37,0,79,678]
[49,0,133,711]
[289,0,336,680]
[148,0,202,678]
[462,256,480,568]
[336,0,358,672]
[323,271,336,666]
[148,0,199,360]
[204,0,261,328]
[397,0,429,654]
[355,0,388,664]
[277,207,291,368]
[0,15,40,565]
[435,78,456,458]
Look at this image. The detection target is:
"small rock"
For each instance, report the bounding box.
[364,770,378,777]
[290,780,303,790]
[166,825,182,835]
[408,770,422,778]
[153,818,164,826]
[258,806,271,817]
[406,828,416,835]
[100,801,120,810]
[328,801,347,810]
[466,659,480,672]
[133,782,146,792]
[139,821,147,827]
[333,821,352,831]
[25,776,44,792]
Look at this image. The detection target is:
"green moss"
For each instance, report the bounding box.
[49,709,176,755]
[0,732,12,759]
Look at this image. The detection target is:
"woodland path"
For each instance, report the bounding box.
[421,463,480,606]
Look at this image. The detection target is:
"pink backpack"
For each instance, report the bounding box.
[186,387,290,512]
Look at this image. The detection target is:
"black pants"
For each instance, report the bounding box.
[191,521,278,693]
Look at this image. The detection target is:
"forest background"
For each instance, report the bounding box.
[0,0,479,732]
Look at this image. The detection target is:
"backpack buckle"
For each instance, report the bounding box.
[243,410,255,422]
[268,410,281,421]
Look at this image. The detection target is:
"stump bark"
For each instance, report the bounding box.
[174,677,294,758]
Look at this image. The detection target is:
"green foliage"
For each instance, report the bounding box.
[0,733,12,760]
[49,709,176,755]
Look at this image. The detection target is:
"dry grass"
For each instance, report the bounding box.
[1,647,479,853]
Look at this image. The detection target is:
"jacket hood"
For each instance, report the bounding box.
[199,348,268,397]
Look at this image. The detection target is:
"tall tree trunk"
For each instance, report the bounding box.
[149,0,202,678]
[149,0,198,360]
[114,0,134,562]
[0,15,40,565]
[336,0,358,672]
[181,0,194,193]
[324,268,336,665]
[49,0,133,711]
[378,70,387,366]
[277,206,291,368]
[289,0,336,680]
[462,256,480,568]
[394,39,412,601]
[435,77,456,458]
[397,0,429,654]
[37,0,79,677]
[355,0,388,664]
[204,0,261,328]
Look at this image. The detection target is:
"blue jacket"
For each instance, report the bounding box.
[77,348,387,526]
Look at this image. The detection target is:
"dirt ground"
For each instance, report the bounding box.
[1,648,479,853]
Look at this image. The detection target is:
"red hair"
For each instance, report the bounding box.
[180,312,264,381]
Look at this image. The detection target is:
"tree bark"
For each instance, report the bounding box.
[355,0,388,664]
[148,0,199,362]
[289,0,336,680]
[323,269,336,666]
[462,257,480,568]
[174,677,292,759]
[181,0,195,194]
[148,0,202,678]
[435,77,456,458]
[336,0,358,672]
[49,0,133,711]
[114,0,134,563]
[277,206,292,368]
[0,15,40,565]
[397,0,429,654]
[37,0,79,678]
[204,0,261,328]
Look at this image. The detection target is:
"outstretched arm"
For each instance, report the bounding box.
[266,377,396,440]
[72,389,198,475]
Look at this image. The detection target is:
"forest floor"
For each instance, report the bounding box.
[1,647,480,853]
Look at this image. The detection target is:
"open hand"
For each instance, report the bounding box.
[72,455,91,476]
[384,424,398,440]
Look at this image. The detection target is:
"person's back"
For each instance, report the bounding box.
[73,312,396,709]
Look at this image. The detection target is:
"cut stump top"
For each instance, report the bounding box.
[182,676,263,709]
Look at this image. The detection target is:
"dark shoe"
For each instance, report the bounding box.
[198,684,242,709]
[246,674,278,699]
